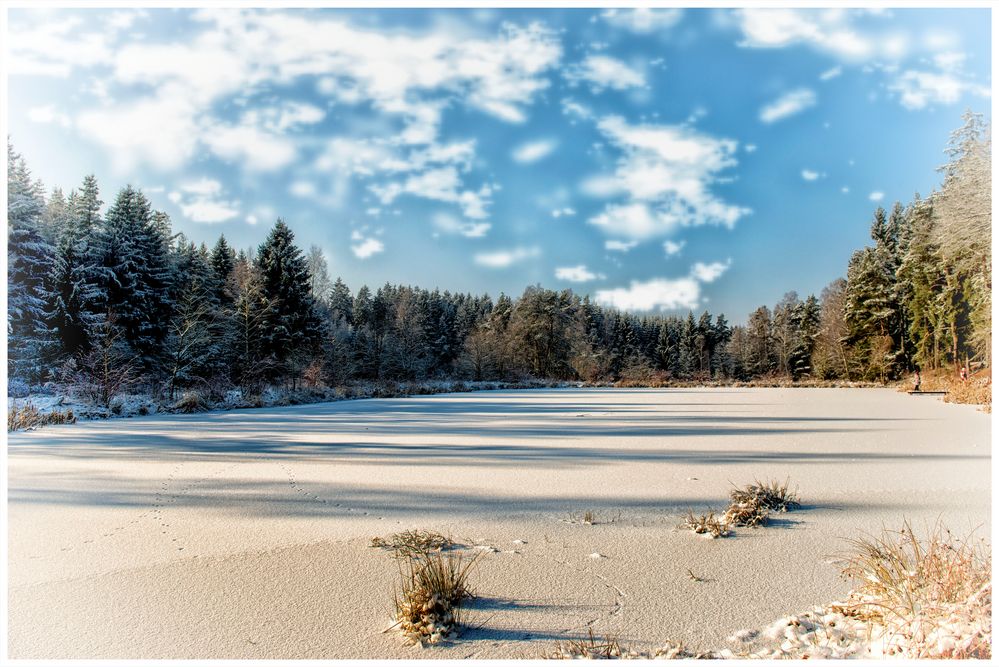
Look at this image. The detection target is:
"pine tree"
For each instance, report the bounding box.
[210,235,237,306]
[329,277,353,325]
[788,295,821,378]
[7,144,56,382]
[255,219,321,378]
[95,186,174,373]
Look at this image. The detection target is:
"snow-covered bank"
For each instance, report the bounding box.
[7,388,990,659]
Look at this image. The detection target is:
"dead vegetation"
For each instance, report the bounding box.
[546,628,625,659]
[391,550,479,646]
[680,510,731,538]
[730,477,801,512]
[545,629,717,659]
[8,403,76,431]
[834,521,991,658]
[371,529,457,560]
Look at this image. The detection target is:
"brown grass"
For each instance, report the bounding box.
[680,510,731,538]
[8,404,76,431]
[835,521,991,658]
[392,550,479,646]
[730,477,801,512]
[546,628,625,659]
[371,529,456,560]
[722,499,770,528]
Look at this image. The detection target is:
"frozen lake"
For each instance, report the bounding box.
[7,388,991,658]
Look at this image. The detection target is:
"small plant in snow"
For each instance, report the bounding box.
[680,510,731,538]
[371,529,457,560]
[391,550,478,646]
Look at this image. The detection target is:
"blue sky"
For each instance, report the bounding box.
[6,7,991,323]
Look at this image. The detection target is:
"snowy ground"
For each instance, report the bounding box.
[6,388,991,659]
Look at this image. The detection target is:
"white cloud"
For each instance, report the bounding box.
[591,202,675,239]
[594,258,731,312]
[512,139,557,164]
[178,199,240,224]
[27,105,71,128]
[77,88,200,171]
[566,55,645,92]
[690,259,731,283]
[841,186,850,194]
[350,230,385,259]
[246,214,259,225]
[203,119,298,171]
[595,277,701,312]
[586,115,749,241]
[605,239,638,252]
[801,169,823,181]
[820,66,843,81]
[933,51,967,72]
[433,213,491,238]
[744,144,758,153]
[289,181,318,198]
[168,178,240,224]
[180,178,223,196]
[888,69,990,110]
[734,9,879,62]
[15,11,561,184]
[732,9,989,111]
[869,191,885,202]
[759,88,817,123]
[663,240,685,256]
[600,8,683,34]
[551,207,576,218]
[474,246,540,268]
[7,17,114,77]
[371,168,493,220]
[561,97,593,121]
[555,265,605,283]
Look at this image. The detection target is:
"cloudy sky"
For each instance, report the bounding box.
[6,7,991,322]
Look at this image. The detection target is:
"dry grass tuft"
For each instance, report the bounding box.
[835,521,991,658]
[722,499,770,527]
[730,477,801,512]
[392,550,479,646]
[8,404,76,431]
[371,529,457,560]
[680,510,731,538]
[546,628,626,659]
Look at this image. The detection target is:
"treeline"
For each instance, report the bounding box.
[5,112,989,403]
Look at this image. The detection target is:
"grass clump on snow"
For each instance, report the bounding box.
[722,477,800,528]
[545,630,719,659]
[546,628,626,659]
[834,521,991,658]
[8,403,76,431]
[680,510,731,538]
[392,550,479,646]
[730,477,800,512]
[371,529,457,560]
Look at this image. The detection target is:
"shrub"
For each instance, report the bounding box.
[8,378,30,398]
[173,391,209,413]
[730,478,801,512]
[723,499,770,527]
[371,530,457,560]
[392,550,478,646]
[8,404,76,431]
[680,510,731,538]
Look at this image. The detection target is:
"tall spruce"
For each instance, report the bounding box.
[255,219,321,376]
